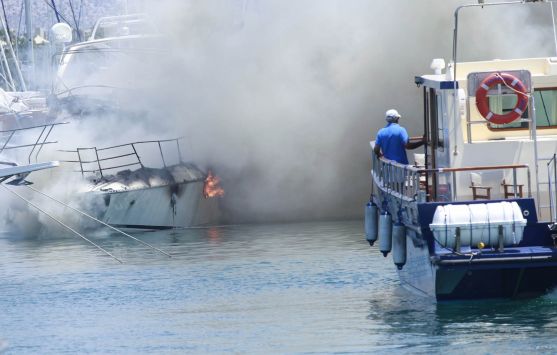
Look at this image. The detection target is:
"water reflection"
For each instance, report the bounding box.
[366,285,557,353]
[206,227,223,245]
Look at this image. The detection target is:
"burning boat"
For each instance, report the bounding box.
[44,15,223,229]
[366,1,557,300]
[60,138,222,229]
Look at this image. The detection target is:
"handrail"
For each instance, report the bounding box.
[59,137,184,152]
[0,122,68,163]
[379,155,529,175]
[371,141,532,202]
[419,164,529,174]
[59,138,185,179]
[89,13,154,41]
[0,121,69,134]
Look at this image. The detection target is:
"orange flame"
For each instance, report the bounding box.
[203,170,224,198]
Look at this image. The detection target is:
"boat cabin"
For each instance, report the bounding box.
[405,56,557,221]
[366,0,557,301]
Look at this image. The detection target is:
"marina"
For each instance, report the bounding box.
[2,0,557,353]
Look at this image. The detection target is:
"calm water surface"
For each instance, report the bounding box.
[1,220,557,354]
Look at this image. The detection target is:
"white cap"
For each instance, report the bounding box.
[385,109,401,122]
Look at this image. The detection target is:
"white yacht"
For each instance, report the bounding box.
[60,138,222,229]
[366,0,557,300]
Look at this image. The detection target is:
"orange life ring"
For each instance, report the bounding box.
[475,72,529,125]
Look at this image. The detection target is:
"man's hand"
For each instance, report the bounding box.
[373,144,382,158]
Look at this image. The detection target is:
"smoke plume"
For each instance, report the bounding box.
[99,0,553,223]
[6,0,556,227]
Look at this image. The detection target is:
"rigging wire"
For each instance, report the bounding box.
[51,0,61,23]
[25,185,173,258]
[77,0,82,33]
[2,184,123,263]
[68,0,81,41]
[42,0,70,24]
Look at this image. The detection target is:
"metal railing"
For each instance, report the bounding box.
[371,143,531,203]
[59,137,184,179]
[0,122,68,164]
[89,14,156,41]
[371,150,423,202]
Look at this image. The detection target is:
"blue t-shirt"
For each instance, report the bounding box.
[375,123,409,164]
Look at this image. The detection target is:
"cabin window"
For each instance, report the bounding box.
[534,89,557,127]
[488,88,557,129]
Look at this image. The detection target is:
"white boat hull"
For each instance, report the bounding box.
[92,180,219,229]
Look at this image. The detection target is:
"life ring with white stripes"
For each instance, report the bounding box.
[475,72,529,125]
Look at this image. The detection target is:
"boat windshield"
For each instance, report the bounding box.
[90,15,158,40]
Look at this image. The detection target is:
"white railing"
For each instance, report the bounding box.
[370,142,531,203]
[371,149,422,202]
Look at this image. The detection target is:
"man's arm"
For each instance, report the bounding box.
[374,144,382,158]
[405,136,425,150]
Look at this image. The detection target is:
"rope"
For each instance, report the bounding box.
[444,207,448,247]
[511,202,517,245]
[42,0,70,24]
[494,72,529,99]
[25,185,172,258]
[467,204,473,247]
[486,203,492,248]
[68,0,82,41]
[2,185,123,263]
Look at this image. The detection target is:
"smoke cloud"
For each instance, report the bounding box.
[7,0,556,227]
[84,0,552,223]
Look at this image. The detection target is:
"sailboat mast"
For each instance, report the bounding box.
[24,0,34,89]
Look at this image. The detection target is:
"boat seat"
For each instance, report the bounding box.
[501,179,523,198]
[469,172,491,200]
[413,153,427,189]
[413,153,425,168]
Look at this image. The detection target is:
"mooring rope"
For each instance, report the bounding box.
[2,185,123,263]
[25,185,172,258]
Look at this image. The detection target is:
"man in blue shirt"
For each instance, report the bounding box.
[374,109,425,164]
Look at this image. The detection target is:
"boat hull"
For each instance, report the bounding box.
[435,263,557,300]
[375,197,557,300]
[399,234,557,300]
[92,180,220,229]
[397,230,436,297]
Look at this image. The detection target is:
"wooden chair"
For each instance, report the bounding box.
[501,179,524,198]
[469,172,491,200]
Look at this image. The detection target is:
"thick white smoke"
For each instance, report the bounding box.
[124,0,552,223]
[55,0,549,223]
[5,0,556,228]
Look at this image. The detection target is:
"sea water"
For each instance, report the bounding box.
[1,221,557,354]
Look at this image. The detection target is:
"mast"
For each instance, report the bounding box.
[24,0,34,90]
[0,2,26,91]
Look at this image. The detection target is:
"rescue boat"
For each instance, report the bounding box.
[366,0,557,300]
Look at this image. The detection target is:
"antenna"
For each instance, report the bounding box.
[549,1,557,55]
